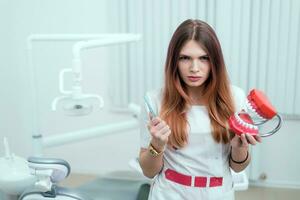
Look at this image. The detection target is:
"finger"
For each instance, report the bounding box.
[161,125,170,135]
[232,133,240,141]
[147,121,158,132]
[152,126,165,138]
[148,113,153,121]
[147,124,151,131]
[154,121,167,131]
[149,124,166,138]
[151,117,161,126]
[149,127,156,137]
[245,133,257,145]
[254,135,262,143]
[156,126,170,137]
[240,134,249,146]
[165,129,172,137]
[230,134,238,145]
[161,130,171,140]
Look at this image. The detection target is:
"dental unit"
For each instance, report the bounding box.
[0,138,36,198]
[26,34,141,156]
[0,34,143,200]
[27,34,141,116]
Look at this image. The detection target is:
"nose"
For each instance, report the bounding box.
[190,59,200,72]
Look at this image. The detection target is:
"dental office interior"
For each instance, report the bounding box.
[0,0,300,200]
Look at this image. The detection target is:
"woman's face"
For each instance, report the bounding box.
[178,40,211,90]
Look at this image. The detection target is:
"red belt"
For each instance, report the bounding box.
[164,169,223,187]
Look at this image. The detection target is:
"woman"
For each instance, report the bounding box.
[139,19,261,200]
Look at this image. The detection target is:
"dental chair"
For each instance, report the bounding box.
[19,157,93,200]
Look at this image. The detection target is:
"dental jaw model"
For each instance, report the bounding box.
[229,89,282,137]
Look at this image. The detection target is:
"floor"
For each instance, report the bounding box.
[235,186,300,200]
[60,173,300,200]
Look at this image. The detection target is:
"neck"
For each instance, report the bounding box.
[187,86,207,105]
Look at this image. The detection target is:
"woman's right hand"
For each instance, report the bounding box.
[147,117,171,152]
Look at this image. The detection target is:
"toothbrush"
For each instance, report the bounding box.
[144,95,157,117]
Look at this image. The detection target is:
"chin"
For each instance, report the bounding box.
[187,83,204,88]
[186,80,204,87]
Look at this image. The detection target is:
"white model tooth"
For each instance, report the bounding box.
[253,109,260,117]
[246,103,252,111]
[248,105,255,115]
[234,113,241,124]
[251,109,262,119]
[246,101,255,112]
[249,124,255,129]
[239,118,245,125]
[251,125,257,130]
[237,116,244,125]
[241,120,248,127]
[250,109,256,115]
[251,107,257,113]
[235,112,239,118]
[260,115,266,120]
[246,101,251,109]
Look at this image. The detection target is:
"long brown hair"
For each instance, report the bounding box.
[160,19,235,148]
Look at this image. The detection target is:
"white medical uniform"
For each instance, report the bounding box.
[140,85,247,200]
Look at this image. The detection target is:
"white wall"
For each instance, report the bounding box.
[0,0,32,158]
[249,120,300,188]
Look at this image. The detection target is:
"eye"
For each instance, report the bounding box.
[179,56,191,61]
[199,55,209,61]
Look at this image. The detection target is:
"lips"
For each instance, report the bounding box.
[187,76,202,82]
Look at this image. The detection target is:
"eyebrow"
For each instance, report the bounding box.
[179,53,208,57]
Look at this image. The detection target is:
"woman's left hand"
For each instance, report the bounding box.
[229,133,261,170]
[230,133,262,149]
